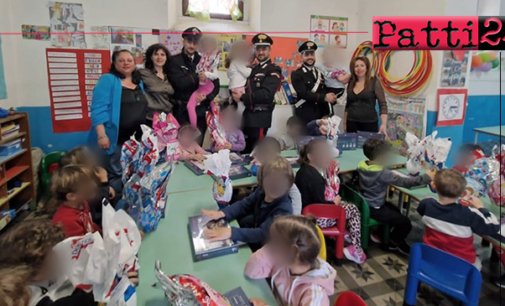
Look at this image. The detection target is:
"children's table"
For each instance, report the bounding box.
[473,125,505,144]
[136,189,277,305]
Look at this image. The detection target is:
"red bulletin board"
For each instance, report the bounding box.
[245,35,308,83]
[45,48,111,133]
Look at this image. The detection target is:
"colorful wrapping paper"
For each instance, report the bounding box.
[153,112,181,161]
[206,99,228,148]
[203,150,233,205]
[322,116,342,158]
[324,160,341,202]
[405,131,452,176]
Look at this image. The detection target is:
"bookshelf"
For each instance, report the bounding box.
[0,113,34,231]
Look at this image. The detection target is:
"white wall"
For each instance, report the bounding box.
[0,0,21,108]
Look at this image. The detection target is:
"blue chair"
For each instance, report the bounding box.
[404,243,482,306]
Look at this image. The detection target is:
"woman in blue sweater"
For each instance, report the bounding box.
[89,50,147,193]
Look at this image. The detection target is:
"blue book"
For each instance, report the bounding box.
[188,215,239,262]
[336,133,358,151]
[224,287,252,306]
[281,81,294,104]
[356,131,385,148]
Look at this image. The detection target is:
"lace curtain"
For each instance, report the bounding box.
[186,0,243,21]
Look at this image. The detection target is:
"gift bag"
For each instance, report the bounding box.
[153,112,181,161]
[324,160,340,202]
[120,137,141,184]
[206,99,229,148]
[204,150,233,206]
[155,261,231,306]
[322,116,342,158]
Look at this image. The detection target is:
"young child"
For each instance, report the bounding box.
[357,138,435,255]
[452,143,483,174]
[201,156,294,246]
[279,116,304,150]
[307,116,330,136]
[0,218,95,306]
[51,165,101,238]
[295,138,366,264]
[252,136,302,215]
[0,265,31,306]
[245,215,336,306]
[315,46,350,99]
[212,101,246,153]
[177,124,210,162]
[417,169,500,270]
[226,40,252,98]
[187,36,221,128]
[59,146,114,225]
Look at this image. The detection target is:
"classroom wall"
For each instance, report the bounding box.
[0,0,21,109]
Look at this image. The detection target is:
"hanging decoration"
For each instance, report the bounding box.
[470,51,499,72]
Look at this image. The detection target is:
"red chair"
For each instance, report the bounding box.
[334,291,367,306]
[302,204,346,266]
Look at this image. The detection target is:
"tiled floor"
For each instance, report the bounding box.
[328,200,505,305]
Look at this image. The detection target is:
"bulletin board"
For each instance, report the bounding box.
[0,31,6,99]
[109,27,161,67]
[45,48,111,133]
[159,31,183,56]
[245,35,307,83]
[217,34,245,71]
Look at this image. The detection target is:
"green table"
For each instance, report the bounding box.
[473,125,505,144]
[136,189,277,305]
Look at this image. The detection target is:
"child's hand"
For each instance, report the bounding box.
[201,209,225,220]
[203,227,232,241]
[127,272,139,286]
[109,187,115,199]
[319,126,328,136]
[199,71,207,83]
[250,298,269,306]
[468,196,484,209]
[96,166,108,183]
[333,195,342,205]
[325,93,336,103]
[192,154,207,162]
[426,168,436,181]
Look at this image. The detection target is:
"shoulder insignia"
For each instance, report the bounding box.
[271,72,280,78]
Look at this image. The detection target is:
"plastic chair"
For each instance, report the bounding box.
[404,243,482,306]
[334,291,367,306]
[302,204,346,265]
[339,184,390,250]
[40,150,66,198]
[316,225,327,261]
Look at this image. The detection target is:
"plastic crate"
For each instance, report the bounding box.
[0,139,22,156]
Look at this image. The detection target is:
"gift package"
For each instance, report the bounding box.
[405,131,452,176]
[323,115,342,158]
[204,150,233,206]
[488,144,505,207]
[53,203,141,306]
[189,215,239,261]
[153,112,181,161]
[206,99,229,148]
[324,160,341,202]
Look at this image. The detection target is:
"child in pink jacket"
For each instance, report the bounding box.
[245,215,336,306]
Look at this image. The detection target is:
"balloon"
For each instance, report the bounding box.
[479,52,491,63]
[487,51,497,61]
[480,62,492,72]
[491,58,500,69]
[471,54,482,67]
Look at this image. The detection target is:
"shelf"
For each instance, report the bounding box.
[0,114,25,125]
[15,198,32,213]
[0,149,27,166]
[0,182,31,209]
[0,165,30,186]
[0,132,26,145]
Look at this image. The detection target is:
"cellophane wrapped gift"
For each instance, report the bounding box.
[323,116,342,158]
[324,160,340,202]
[153,112,181,161]
[154,261,231,306]
[53,204,141,306]
[120,136,141,184]
[405,132,424,176]
[421,131,452,170]
[461,150,500,205]
[204,150,233,205]
[206,99,228,148]
[140,161,174,219]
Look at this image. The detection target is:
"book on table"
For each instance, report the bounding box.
[336,133,358,151]
[223,287,252,306]
[188,215,239,262]
[228,164,252,180]
[184,153,249,176]
[356,131,385,148]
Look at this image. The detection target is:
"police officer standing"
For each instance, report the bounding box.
[168,27,220,141]
[291,41,336,126]
[231,33,281,153]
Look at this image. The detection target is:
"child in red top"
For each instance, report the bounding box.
[452,144,483,174]
[51,164,101,238]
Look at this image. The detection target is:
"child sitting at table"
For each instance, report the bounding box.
[306,116,330,136]
[245,215,336,306]
[279,116,304,150]
[59,146,114,225]
[417,168,500,270]
[201,156,294,248]
[452,143,483,174]
[211,101,245,154]
[177,124,210,162]
[295,138,366,264]
[0,218,96,306]
[252,136,302,214]
[357,138,435,255]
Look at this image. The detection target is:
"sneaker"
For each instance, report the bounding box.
[344,245,367,264]
[389,241,411,256]
[493,275,505,288]
[370,233,381,244]
[344,231,351,244]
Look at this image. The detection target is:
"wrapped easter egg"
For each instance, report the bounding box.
[488,177,505,207]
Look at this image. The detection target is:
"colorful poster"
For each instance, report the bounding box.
[310,15,348,48]
[21,25,50,41]
[109,27,160,67]
[45,48,111,133]
[0,32,6,99]
[48,2,86,48]
[217,34,245,71]
[245,35,307,83]
[440,51,469,87]
[89,26,110,50]
[159,31,183,56]
[386,96,426,156]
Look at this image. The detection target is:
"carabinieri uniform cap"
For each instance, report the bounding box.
[298,41,318,53]
[182,27,202,42]
[252,33,274,47]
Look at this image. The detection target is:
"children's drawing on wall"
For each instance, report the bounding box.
[159,31,183,56]
[216,34,244,71]
[0,32,7,99]
[21,25,50,41]
[330,34,347,48]
[110,27,134,44]
[386,96,426,156]
[89,26,110,50]
[132,47,144,65]
[48,2,86,48]
[310,15,348,48]
[440,50,468,87]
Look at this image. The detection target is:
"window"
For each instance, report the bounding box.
[182,0,244,21]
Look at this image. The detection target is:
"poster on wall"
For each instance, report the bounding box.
[89,26,110,50]
[386,95,426,156]
[436,88,468,127]
[21,25,50,41]
[309,15,348,48]
[245,35,307,83]
[0,33,7,99]
[159,31,183,56]
[109,27,160,67]
[48,2,87,48]
[217,34,245,71]
[440,51,469,87]
[45,48,111,133]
